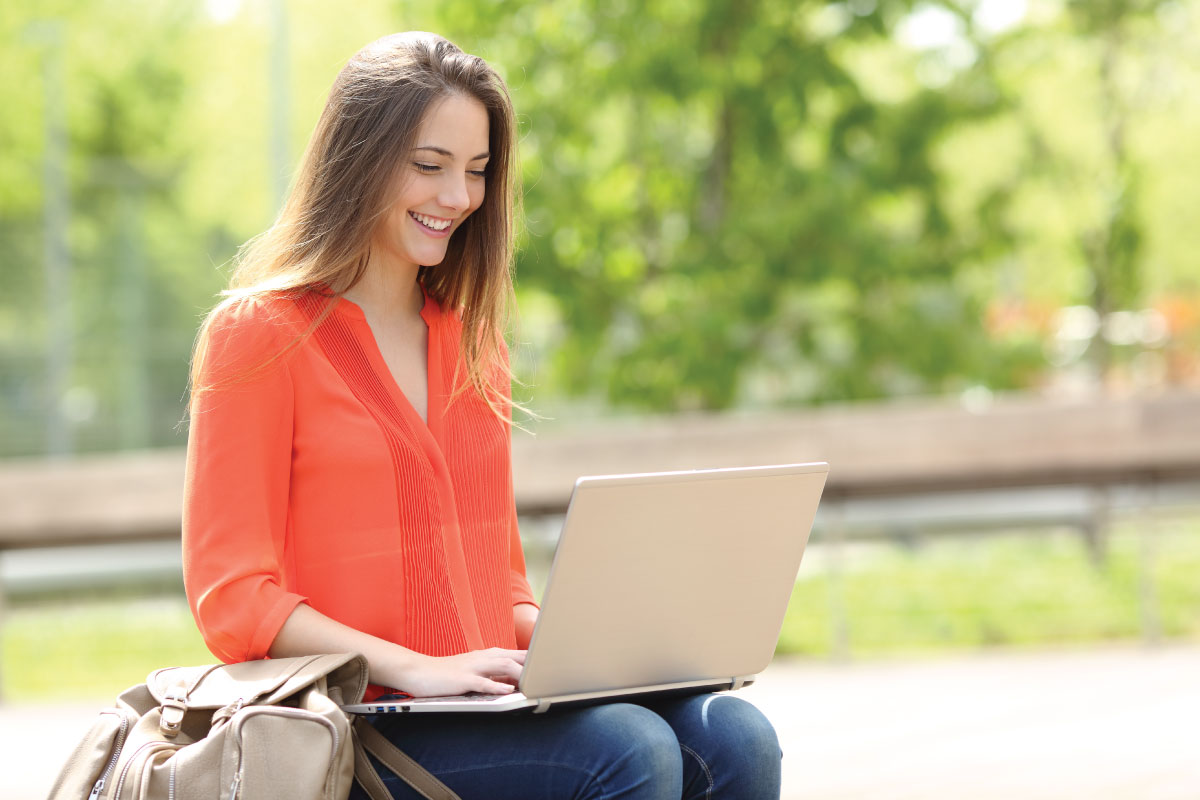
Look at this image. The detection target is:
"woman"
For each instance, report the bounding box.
[183,31,781,800]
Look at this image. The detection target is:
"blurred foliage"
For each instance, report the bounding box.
[1,0,1198,454]
[435,0,1026,409]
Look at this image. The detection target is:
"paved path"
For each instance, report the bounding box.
[742,645,1200,799]
[7,645,1198,799]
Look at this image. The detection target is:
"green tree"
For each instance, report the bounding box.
[4,0,1196,458]
[421,0,1035,411]
[1067,0,1168,377]
[1,1,220,455]
[942,0,1193,389]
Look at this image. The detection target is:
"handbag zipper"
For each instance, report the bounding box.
[87,712,130,800]
[110,740,181,800]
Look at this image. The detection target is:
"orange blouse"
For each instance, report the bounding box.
[182,290,535,677]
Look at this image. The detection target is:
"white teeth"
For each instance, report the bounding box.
[411,212,451,231]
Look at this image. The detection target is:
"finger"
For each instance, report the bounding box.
[484,671,519,686]
[484,647,527,661]
[484,658,523,682]
[488,649,527,666]
[473,677,516,695]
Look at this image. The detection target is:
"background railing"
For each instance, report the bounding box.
[3,390,1199,697]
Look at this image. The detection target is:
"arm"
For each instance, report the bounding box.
[500,345,540,649]
[513,602,539,650]
[269,603,524,696]
[506,457,538,650]
[508,508,539,626]
[183,300,307,663]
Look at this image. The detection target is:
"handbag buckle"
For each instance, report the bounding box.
[159,685,189,737]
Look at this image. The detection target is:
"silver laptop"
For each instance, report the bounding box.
[341,462,828,714]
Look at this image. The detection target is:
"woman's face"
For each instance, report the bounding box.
[373,93,490,271]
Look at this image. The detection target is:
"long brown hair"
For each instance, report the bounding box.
[191,32,520,415]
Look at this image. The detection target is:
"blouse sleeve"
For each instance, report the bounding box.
[509,504,537,608]
[182,298,307,663]
[498,340,538,609]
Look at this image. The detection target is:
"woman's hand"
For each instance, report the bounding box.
[402,648,527,697]
[268,603,526,697]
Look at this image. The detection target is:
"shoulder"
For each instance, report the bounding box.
[196,292,309,380]
[204,292,307,339]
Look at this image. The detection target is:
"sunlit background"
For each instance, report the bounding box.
[1,3,1199,794]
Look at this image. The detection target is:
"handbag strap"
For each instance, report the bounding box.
[353,717,462,800]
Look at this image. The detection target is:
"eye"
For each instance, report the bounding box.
[469,169,487,178]
[414,163,440,173]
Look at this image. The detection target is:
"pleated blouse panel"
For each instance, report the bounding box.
[290,293,493,657]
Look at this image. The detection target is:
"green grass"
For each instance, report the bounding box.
[3,523,1200,702]
[1,596,213,701]
[778,525,1200,656]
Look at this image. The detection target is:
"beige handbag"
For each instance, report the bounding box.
[47,653,460,800]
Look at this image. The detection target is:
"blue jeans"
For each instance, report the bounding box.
[351,692,781,799]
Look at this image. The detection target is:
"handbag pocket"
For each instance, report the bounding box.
[109,741,182,800]
[47,708,137,800]
[223,706,341,800]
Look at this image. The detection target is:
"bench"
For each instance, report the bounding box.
[2,390,1199,683]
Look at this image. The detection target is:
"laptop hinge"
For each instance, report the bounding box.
[534,699,554,714]
[729,676,747,692]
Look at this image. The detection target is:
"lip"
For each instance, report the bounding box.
[409,211,455,238]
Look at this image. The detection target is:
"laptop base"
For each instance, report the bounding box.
[342,675,755,715]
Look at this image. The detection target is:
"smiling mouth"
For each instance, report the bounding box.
[409,211,453,232]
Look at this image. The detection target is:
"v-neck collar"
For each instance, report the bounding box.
[306,289,486,651]
[333,290,444,449]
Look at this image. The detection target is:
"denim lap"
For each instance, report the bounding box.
[642,693,782,800]
[350,693,780,800]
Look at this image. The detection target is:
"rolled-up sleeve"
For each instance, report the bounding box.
[182,299,307,663]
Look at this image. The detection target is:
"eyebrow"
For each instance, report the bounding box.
[414,146,490,161]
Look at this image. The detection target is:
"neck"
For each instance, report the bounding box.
[345,253,424,319]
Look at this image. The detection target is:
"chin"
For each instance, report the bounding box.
[404,244,449,268]
[416,253,448,268]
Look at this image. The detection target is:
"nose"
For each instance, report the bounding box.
[438,172,471,213]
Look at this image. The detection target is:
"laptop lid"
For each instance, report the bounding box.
[518,462,828,699]
[341,462,828,714]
